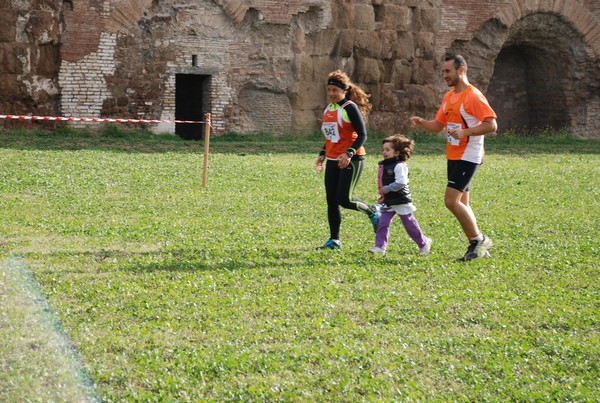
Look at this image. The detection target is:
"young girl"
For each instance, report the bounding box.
[369,135,432,255]
[315,70,380,250]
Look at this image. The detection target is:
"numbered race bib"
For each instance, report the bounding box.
[321,122,340,143]
[446,122,462,146]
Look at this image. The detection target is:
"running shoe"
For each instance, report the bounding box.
[368,246,386,255]
[369,211,381,233]
[458,236,492,261]
[317,238,342,250]
[419,237,432,256]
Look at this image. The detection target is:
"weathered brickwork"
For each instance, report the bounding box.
[1,0,599,137]
[440,0,600,137]
[60,33,116,119]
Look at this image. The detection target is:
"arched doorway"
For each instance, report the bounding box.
[487,13,591,133]
[449,12,599,136]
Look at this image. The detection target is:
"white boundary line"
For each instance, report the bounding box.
[0,256,100,402]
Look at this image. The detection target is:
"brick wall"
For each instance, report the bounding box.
[440,0,600,137]
[439,0,600,58]
[59,33,116,118]
[2,0,599,137]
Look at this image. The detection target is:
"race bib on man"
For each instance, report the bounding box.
[446,122,462,146]
[321,122,340,143]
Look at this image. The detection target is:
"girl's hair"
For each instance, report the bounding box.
[383,134,415,161]
[327,70,372,121]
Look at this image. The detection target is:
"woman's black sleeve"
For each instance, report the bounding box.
[344,103,367,151]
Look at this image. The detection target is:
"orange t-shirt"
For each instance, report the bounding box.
[321,100,366,159]
[435,85,497,163]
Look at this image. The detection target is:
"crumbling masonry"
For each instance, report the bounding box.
[1,0,599,138]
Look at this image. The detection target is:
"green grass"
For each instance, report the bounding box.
[1,127,599,401]
[1,257,98,401]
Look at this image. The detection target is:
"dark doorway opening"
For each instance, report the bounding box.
[175,74,211,140]
[487,44,569,133]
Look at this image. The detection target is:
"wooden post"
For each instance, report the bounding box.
[202,113,211,189]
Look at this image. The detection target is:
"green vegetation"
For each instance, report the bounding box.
[1,126,598,401]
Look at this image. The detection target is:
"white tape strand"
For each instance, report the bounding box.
[0,114,204,124]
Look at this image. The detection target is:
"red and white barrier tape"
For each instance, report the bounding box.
[0,114,204,124]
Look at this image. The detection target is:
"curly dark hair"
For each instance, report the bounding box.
[382,134,415,161]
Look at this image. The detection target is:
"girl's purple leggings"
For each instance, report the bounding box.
[375,211,427,250]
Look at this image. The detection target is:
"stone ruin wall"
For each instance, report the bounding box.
[1,0,599,137]
[0,0,62,118]
[439,0,600,138]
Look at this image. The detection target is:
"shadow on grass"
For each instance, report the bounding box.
[38,247,433,274]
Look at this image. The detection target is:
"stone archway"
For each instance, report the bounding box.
[487,12,594,134]
[447,1,600,137]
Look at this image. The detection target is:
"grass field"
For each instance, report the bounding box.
[1,126,599,401]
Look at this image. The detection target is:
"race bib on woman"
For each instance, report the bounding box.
[321,122,340,143]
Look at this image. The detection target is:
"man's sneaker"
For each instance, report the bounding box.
[368,246,386,255]
[458,236,493,261]
[419,237,432,256]
[368,210,381,233]
[317,238,341,250]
